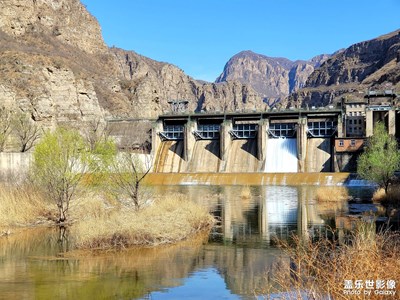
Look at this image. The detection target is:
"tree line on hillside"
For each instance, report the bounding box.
[0,107,152,154]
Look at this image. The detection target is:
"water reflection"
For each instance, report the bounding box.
[0,185,373,299]
[156,185,333,248]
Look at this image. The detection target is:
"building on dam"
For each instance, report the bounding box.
[150,90,399,173]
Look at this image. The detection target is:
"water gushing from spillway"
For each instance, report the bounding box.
[265,138,298,173]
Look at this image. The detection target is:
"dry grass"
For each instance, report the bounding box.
[372,188,387,202]
[262,222,400,299]
[0,183,53,229]
[372,186,400,223]
[240,185,252,200]
[372,186,400,204]
[71,194,215,250]
[315,186,349,202]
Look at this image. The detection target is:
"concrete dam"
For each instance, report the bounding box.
[152,109,342,174]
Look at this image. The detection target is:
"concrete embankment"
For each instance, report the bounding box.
[0,152,32,180]
[0,152,152,180]
[145,172,352,186]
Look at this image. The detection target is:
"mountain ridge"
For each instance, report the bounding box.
[215,50,330,106]
[288,29,400,108]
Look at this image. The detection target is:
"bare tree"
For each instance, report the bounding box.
[0,107,13,152]
[13,112,41,152]
[110,152,152,210]
[82,118,110,151]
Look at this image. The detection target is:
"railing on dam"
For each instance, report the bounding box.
[159,125,184,140]
[268,123,296,138]
[229,124,258,139]
[307,121,337,137]
[194,124,220,140]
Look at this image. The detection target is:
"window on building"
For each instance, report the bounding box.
[339,140,344,147]
[350,139,356,147]
[359,119,362,124]
[349,120,353,125]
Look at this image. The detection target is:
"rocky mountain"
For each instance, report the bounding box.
[111,48,264,117]
[215,50,330,106]
[0,0,398,132]
[288,30,400,108]
[0,0,264,130]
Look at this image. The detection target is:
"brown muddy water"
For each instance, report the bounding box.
[0,184,375,300]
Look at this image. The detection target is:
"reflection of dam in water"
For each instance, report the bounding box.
[152,110,342,173]
[264,186,298,224]
[153,185,329,247]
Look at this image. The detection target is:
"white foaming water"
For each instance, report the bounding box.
[265,138,298,173]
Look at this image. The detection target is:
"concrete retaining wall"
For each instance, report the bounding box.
[0,152,152,181]
[0,152,33,180]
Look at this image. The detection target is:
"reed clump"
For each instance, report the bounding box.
[240,185,252,199]
[0,183,52,228]
[315,186,349,202]
[71,194,215,250]
[372,186,400,204]
[264,222,400,299]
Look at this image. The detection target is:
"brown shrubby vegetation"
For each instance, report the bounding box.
[373,186,400,204]
[315,186,349,202]
[261,222,400,299]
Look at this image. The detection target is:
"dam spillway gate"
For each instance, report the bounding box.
[152,109,343,173]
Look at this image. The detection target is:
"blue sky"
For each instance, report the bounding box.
[82,0,399,82]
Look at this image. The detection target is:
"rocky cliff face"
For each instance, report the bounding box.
[288,30,400,108]
[111,48,264,117]
[0,0,264,129]
[0,0,107,54]
[215,50,330,106]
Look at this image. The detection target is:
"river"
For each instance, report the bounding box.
[0,184,374,299]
